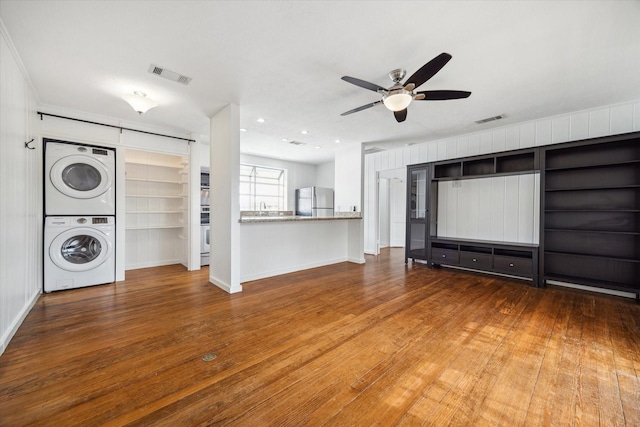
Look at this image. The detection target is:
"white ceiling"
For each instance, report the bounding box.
[1,1,639,164]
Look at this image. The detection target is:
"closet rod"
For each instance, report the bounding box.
[37,112,196,143]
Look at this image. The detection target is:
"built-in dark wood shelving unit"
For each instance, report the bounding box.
[406,148,540,286]
[540,132,640,298]
[406,133,640,299]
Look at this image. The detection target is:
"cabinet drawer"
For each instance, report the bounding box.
[431,248,459,264]
[494,256,532,277]
[459,252,492,270]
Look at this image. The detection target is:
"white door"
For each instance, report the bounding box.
[389,178,406,247]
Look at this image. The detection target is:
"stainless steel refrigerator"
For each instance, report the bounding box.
[295,187,334,217]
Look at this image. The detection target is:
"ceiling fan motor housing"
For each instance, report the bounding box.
[388,68,406,83]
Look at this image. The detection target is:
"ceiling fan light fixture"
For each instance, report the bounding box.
[383,91,412,112]
[122,91,158,114]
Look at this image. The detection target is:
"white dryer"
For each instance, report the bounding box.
[44,216,115,292]
[45,140,115,216]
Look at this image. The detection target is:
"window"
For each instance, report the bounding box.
[239,164,286,211]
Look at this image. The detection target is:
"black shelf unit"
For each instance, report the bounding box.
[433,148,538,181]
[540,132,640,297]
[406,148,541,286]
[430,238,539,285]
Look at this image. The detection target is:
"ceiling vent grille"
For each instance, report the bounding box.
[148,64,192,85]
[289,140,305,146]
[475,114,505,124]
[364,147,384,154]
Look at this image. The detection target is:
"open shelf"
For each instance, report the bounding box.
[433,149,537,180]
[542,134,640,293]
[125,149,189,271]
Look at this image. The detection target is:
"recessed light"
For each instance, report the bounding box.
[240,128,247,132]
[301,130,309,135]
[257,118,265,123]
[315,146,321,149]
[334,139,341,143]
[282,138,288,142]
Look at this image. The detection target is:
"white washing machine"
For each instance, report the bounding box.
[44,216,115,292]
[45,140,116,216]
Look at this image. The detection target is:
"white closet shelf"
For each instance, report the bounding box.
[125,210,184,214]
[125,194,185,199]
[125,177,186,184]
[126,225,184,230]
[126,161,184,169]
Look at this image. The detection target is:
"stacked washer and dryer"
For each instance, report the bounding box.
[44,139,116,292]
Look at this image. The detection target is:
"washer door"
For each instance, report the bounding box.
[49,155,113,199]
[49,228,112,272]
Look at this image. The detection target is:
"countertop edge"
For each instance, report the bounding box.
[239,215,362,224]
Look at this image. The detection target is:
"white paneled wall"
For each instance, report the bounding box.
[437,174,540,244]
[364,100,640,254]
[1,28,40,355]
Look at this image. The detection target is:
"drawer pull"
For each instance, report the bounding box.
[472,258,477,262]
[509,263,514,267]
[442,254,446,258]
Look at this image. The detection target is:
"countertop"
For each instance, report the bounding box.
[239,212,362,223]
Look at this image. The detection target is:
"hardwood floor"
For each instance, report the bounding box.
[1,248,639,426]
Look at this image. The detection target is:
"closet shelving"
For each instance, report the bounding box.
[124,151,189,270]
[541,134,640,295]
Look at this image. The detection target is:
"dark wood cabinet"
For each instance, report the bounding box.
[430,238,539,285]
[405,133,640,299]
[405,164,430,262]
[540,132,640,296]
[406,148,540,286]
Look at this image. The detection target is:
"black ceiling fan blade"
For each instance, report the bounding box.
[394,109,407,123]
[414,90,471,100]
[341,100,382,116]
[341,76,387,93]
[404,53,452,89]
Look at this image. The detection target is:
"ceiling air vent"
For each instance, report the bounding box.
[475,114,505,124]
[148,64,192,85]
[289,140,305,146]
[364,147,384,154]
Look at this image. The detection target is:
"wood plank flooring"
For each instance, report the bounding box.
[1,248,639,426]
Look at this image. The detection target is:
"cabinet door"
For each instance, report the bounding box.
[409,168,428,219]
[406,165,430,261]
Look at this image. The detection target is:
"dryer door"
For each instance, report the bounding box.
[49,228,113,272]
[49,155,113,199]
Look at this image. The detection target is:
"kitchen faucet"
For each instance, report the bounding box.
[259,201,267,215]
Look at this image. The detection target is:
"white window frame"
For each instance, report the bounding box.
[239,164,287,211]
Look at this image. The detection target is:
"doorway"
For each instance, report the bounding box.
[377,168,406,254]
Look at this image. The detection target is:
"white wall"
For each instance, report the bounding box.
[240,154,317,211]
[240,220,354,282]
[437,173,539,244]
[335,143,363,213]
[210,105,242,293]
[0,26,40,356]
[363,99,640,254]
[316,161,335,189]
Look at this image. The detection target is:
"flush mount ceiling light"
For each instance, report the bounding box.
[122,91,158,114]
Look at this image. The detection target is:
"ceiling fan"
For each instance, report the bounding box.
[340,52,471,123]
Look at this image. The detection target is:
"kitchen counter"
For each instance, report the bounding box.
[238,212,364,282]
[239,212,361,223]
